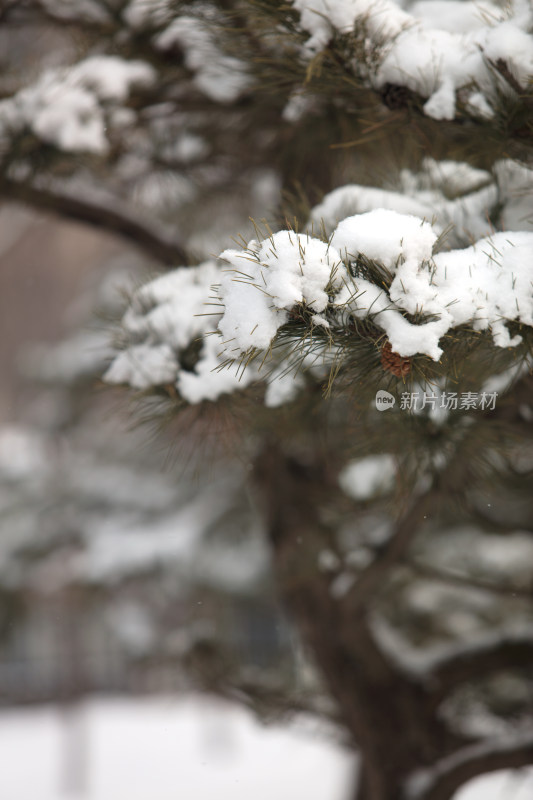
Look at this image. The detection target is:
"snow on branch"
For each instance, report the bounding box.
[406,732,533,800]
[105,200,533,406]
[105,261,260,402]
[425,630,533,705]
[341,486,439,612]
[122,0,175,29]
[310,158,500,246]
[219,210,533,361]
[0,56,155,156]
[292,0,533,121]
[35,0,112,25]
[155,15,251,104]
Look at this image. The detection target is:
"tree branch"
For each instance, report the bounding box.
[253,444,465,788]
[343,488,439,614]
[0,177,189,266]
[426,631,533,706]
[406,558,533,601]
[406,734,533,800]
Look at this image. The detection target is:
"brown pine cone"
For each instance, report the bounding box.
[380,82,413,110]
[381,340,411,377]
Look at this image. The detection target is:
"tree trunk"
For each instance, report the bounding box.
[253,441,465,800]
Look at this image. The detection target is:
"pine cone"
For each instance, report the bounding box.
[380,83,413,110]
[381,340,411,378]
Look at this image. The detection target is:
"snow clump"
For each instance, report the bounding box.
[155,16,250,103]
[291,0,533,120]
[105,209,533,403]
[219,231,347,351]
[219,209,533,361]
[105,261,259,403]
[310,157,500,246]
[339,454,397,500]
[0,57,155,155]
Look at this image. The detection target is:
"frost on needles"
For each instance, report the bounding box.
[105,207,533,406]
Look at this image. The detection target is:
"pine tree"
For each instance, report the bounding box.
[1,1,533,798]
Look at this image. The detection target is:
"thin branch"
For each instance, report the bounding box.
[465,503,533,536]
[19,0,115,31]
[343,488,439,613]
[224,677,342,727]
[406,733,533,800]
[0,177,189,266]
[406,558,533,601]
[426,631,533,706]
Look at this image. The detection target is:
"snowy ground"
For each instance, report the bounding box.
[0,695,531,800]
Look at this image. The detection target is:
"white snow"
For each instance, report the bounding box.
[71,57,155,103]
[77,496,217,583]
[338,454,396,500]
[483,22,533,88]
[220,210,533,361]
[0,695,531,800]
[495,160,533,232]
[104,343,177,390]
[414,159,491,198]
[264,364,306,407]
[0,695,354,800]
[107,207,533,402]
[0,57,155,155]
[330,571,357,598]
[408,735,533,800]
[409,1,504,34]
[293,0,411,53]
[123,0,173,28]
[39,0,111,24]
[417,526,533,587]
[335,214,533,358]
[283,89,319,122]
[332,208,437,272]
[105,261,258,403]
[219,231,346,351]
[455,770,533,800]
[0,426,49,481]
[319,549,341,572]
[310,159,499,244]
[155,16,250,103]
[291,0,533,120]
[312,185,442,233]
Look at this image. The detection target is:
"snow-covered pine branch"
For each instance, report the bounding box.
[0,56,156,157]
[104,260,259,403]
[105,200,533,406]
[310,157,533,246]
[0,2,265,263]
[219,210,533,358]
[292,0,533,122]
